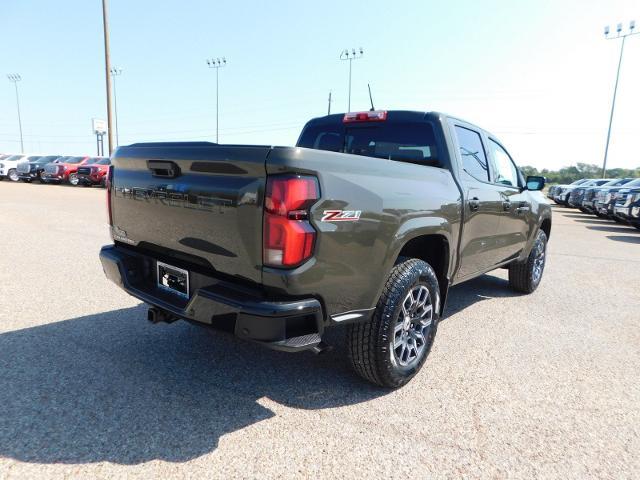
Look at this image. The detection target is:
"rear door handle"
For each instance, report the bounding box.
[147,160,181,178]
[469,197,480,212]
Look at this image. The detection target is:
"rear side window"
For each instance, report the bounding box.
[298,122,441,167]
[455,126,489,182]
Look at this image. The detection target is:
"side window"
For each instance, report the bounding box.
[454,126,489,182]
[488,139,519,187]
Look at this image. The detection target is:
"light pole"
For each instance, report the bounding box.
[101,0,114,155]
[110,67,122,146]
[6,74,24,153]
[340,47,364,112]
[601,20,638,178]
[206,57,227,143]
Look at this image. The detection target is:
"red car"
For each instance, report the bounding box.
[76,157,111,187]
[42,156,91,185]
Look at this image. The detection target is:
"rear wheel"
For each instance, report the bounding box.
[508,230,547,294]
[7,169,19,182]
[39,171,47,183]
[347,258,440,388]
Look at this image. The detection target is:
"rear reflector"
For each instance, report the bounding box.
[264,175,319,267]
[343,110,387,123]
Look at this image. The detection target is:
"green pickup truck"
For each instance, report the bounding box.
[100,110,551,387]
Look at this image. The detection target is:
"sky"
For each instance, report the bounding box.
[1,0,639,170]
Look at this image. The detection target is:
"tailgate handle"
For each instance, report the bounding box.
[147,160,181,178]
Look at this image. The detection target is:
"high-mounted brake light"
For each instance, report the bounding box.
[343,110,388,123]
[264,175,319,267]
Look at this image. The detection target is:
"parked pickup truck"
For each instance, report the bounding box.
[100,110,551,387]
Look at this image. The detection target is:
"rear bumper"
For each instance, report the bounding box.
[99,244,324,352]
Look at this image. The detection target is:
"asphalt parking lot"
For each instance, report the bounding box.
[0,180,638,479]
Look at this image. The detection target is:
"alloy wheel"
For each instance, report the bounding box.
[392,284,433,367]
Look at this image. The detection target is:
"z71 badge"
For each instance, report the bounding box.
[321,210,362,222]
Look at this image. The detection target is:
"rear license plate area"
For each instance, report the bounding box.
[157,262,189,298]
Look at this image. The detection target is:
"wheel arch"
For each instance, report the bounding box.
[394,233,451,317]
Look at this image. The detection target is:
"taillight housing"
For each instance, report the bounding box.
[263,175,319,267]
[106,165,114,226]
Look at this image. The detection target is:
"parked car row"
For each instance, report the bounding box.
[0,153,111,187]
[547,177,640,229]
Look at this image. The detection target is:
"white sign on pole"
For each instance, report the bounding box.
[92,118,107,134]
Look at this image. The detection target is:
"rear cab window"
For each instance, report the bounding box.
[297,119,442,168]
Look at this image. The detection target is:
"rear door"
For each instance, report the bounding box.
[451,123,504,279]
[485,138,530,263]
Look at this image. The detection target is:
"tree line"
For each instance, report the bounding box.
[520,163,640,185]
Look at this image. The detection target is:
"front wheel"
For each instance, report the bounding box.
[508,229,548,293]
[7,169,19,182]
[68,173,79,186]
[347,258,440,388]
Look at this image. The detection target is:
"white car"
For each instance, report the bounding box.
[0,154,41,182]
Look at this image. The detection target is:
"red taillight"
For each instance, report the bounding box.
[106,165,113,226]
[264,175,319,267]
[343,110,387,123]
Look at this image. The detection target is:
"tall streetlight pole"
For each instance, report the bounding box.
[110,67,122,146]
[206,57,227,143]
[101,0,114,155]
[340,47,364,112]
[601,20,638,178]
[6,74,24,153]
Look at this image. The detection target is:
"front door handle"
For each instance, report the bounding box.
[502,200,511,211]
[469,197,480,212]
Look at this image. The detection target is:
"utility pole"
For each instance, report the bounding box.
[327,90,332,115]
[101,0,114,155]
[6,74,24,153]
[601,20,638,178]
[340,47,364,112]
[206,57,227,143]
[110,67,122,146]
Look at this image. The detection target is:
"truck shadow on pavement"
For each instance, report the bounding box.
[0,305,382,465]
[606,235,640,244]
[445,273,519,317]
[0,273,518,465]
[587,225,637,234]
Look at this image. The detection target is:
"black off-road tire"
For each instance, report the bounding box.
[347,258,440,388]
[508,229,548,294]
[634,224,640,231]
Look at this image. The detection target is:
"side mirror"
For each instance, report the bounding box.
[526,175,545,191]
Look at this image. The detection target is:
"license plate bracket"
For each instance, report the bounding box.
[157,261,190,298]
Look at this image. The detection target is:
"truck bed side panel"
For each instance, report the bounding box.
[264,147,462,318]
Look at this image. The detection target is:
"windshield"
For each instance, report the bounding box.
[570,179,587,185]
[97,158,111,165]
[25,156,42,162]
[37,156,60,164]
[298,122,441,167]
[65,156,85,164]
[6,155,25,161]
[622,178,640,188]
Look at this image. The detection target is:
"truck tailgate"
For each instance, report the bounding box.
[110,143,270,283]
